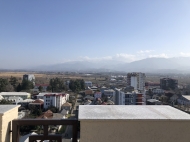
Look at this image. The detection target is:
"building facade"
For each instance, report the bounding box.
[160,78,178,90]
[127,72,145,91]
[43,93,69,110]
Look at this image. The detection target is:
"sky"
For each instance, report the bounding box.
[0,0,190,69]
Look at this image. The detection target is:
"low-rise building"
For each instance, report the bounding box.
[43,93,69,110]
[85,81,92,87]
[62,102,72,111]
[85,90,94,96]
[94,92,102,99]
[0,92,31,100]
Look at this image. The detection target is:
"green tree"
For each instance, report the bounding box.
[21,79,34,91]
[0,99,12,104]
[9,76,18,91]
[49,78,65,92]
[0,78,8,92]
[38,86,43,92]
[16,83,22,92]
[69,79,85,92]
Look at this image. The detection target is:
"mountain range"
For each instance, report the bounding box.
[31,57,190,73]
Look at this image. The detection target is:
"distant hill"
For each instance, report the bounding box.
[24,57,190,73]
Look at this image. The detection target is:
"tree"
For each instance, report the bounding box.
[21,79,34,91]
[9,76,18,91]
[69,79,85,92]
[16,83,22,92]
[38,86,43,92]
[0,78,8,92]
[49,78,65,92]
[0,99,12,104]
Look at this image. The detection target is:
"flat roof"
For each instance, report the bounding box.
[182,95,190,100]
[0,105,20,114]
[0,92,30,96]
[79,105,190,120]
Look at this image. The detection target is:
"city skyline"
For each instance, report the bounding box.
[1,0,190,69]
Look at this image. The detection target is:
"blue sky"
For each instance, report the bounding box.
[0,0,190,69]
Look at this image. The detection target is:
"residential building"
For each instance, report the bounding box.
[79,105,190,142]
[85,90,94,96]
[100,86,107,93]
[62,102,72,111]
[119,91,146,105]
[94,92,102,99]
[0,105,20,142]
[90,86,98,91]
[160,78,178,90]
[29,99,44,110]
[0,92,31,100]
[147,99,161,105]
[23,74,35,84]
[43,93,69,110]
[152,88,165,94]
[85,81,92,87]
[115,88,125,105]
[103,89,116,103]
[177,95,190,106]
[127,72,145,91]
[145,81,160,89]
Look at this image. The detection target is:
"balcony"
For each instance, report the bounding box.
[10,105,190,142]
[12,119,78,142]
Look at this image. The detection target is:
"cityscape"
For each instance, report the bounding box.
[1,0,190,142]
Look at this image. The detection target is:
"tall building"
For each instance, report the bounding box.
[23,74,35,85]
[127,72,145,91]
[160,78,178,90]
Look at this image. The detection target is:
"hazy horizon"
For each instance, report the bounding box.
[1,1,190,69]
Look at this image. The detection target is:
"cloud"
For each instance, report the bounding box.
[138,50,154,54]
[148,53,169,58]
[180,52,190,57]
[78,53,137,63]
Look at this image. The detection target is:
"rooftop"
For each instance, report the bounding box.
[0,105,20,114]
[79,105,190,120]
[182,95,190,100]
[0,92,30,95]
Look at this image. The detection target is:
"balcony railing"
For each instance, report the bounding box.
[12,119,78,142]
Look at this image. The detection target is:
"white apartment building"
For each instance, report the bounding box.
[127,72,145,91]
[43,93,69,110]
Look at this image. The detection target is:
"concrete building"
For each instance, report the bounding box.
[0,105,20,142]
[127,72,145,91]
[23,74,35,84]
[43,93,69,110]
[114,88,125,105]
[79,105,190,142]
[118,91,146,105]
[160,78,178,90]
[85,81,92,87]
[0,92,31,100]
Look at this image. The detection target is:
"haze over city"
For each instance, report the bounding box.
[1,0,190,69]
